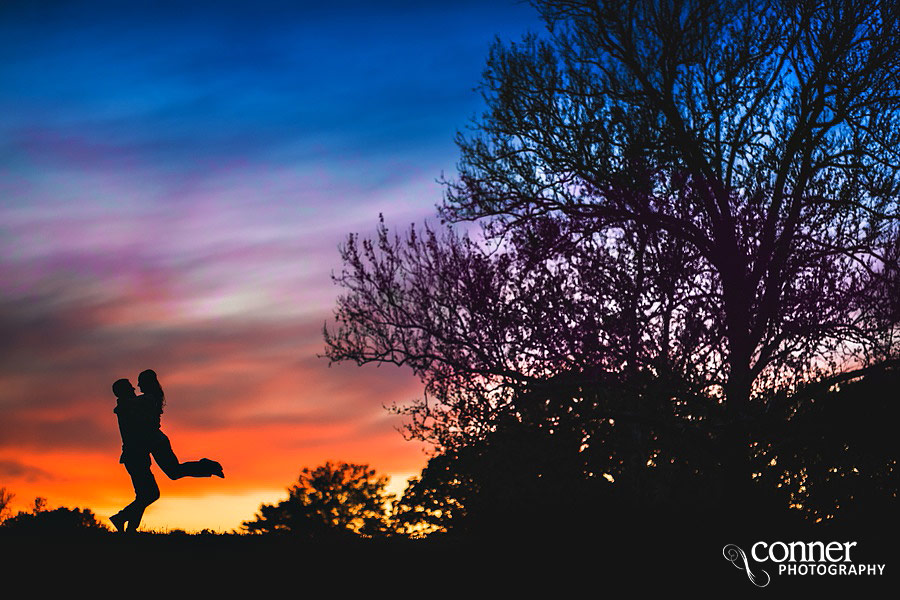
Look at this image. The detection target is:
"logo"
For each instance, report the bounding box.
[723,544,771,587]
[722,540,886,587]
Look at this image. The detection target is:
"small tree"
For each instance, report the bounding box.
[0,487,14,523]
[31,496,47,514]
[242,462,394,538]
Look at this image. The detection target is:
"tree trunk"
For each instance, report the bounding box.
[723,370,752,515]
[721,258,756,517]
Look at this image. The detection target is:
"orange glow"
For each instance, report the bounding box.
[1,359,429,532]
[1,424,427,532]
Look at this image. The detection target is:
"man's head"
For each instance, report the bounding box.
[112,378,136,399]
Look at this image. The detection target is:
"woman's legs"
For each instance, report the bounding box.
[152,431,223,479]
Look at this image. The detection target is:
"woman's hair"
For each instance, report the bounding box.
[138,369,165,412]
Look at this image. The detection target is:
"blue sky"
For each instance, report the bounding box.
[1,1,539,186]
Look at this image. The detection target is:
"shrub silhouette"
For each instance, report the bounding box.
[243,461,394,538]
[2,506,108,534]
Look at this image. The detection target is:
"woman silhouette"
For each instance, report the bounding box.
[137,369,224,479]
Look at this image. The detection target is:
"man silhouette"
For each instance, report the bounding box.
[109,378,159,533]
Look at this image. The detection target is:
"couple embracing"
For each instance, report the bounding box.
[110,369,223,533]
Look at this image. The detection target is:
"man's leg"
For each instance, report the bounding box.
[120,453,159,532]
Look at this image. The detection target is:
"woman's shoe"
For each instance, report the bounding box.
[201,458,225,478]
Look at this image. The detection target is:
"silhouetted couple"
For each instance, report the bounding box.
[110,369,224,533]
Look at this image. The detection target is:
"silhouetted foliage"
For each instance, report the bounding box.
[392,375,730,537]
[1,505,107,533]
[391,454,474,537]
[754,363,899,524]
[0,487,13,524]
[394,366,897,536]
[31,496,47,514]
[395,425,610,537]
[326,0,899,525]
[242,461,394,538]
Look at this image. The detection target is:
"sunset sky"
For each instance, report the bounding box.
[0,0,543,531]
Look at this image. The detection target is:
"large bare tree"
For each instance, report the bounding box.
[326,0,899,508]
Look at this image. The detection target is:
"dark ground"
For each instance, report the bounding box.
[1,518,893,594]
